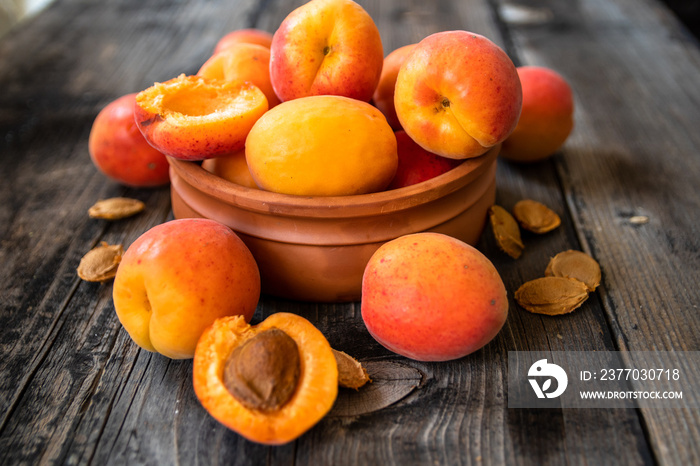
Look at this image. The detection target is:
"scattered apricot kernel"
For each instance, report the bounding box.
[88,197,145,220]
[545,250,601,292]
[223,328,301,412]
[332,349,371,390]
[512,199,561,233]
[515,276,589,315]
[489,205,524,258]
[77,242,123,282]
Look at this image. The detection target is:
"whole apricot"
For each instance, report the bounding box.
[134,74,268,161]
[198,43,281,108]
[269,0,384,102]
[193,313,338,445]
[88,93,169,187]
[500,66,575,162]
[361,232,508,361]
[213,28,273,53]
[201,149,258,189]
[112,218,260,359]
[394,31,522,159]
[388,130,461,189]
[372,44,416,130]
[245,95,397,196]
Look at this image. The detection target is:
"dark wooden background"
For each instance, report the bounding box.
[1,0,699,464]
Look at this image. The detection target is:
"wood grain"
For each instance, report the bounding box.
[0,0,698,464]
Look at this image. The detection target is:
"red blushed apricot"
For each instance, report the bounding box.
[361,233,508,362]
[388,130,461,189]
[500,66,575,163]
[134,74,268,161]
[213,28,273,54]
[88,93,170,187]
[193,313,338,445]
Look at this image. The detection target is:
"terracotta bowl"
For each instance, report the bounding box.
[168,145,498,302]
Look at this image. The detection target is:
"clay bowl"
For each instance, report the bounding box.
[168,145,499,303]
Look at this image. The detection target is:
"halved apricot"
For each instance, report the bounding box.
[134,74,268,161]
[193,313,338,445]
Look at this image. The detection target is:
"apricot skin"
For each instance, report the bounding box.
[213,28,273,54]
[372,44,416,130]
[88,93,169,187]
[361,233,508,362]
[388,130,461,189]
[500,66,574,163]
[201,150,258,189]
[198,43,281,108]
[112,218,260,359]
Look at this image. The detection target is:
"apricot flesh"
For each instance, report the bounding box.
[193,313,338,445]
[361,233,508,361]
[134,74,268,161]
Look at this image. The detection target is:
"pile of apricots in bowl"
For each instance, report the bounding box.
[88,0,575,446]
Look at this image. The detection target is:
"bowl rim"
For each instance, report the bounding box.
[167,144,499,219]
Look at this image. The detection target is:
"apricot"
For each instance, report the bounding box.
[372,44,416,130]
[213,28,273,54]
[500,66,575,162]
[388,130,461,189]
[394,31,522,159]
[361,232,508,361]
[201,149,258,189]
[134,74,268,161]
[245,95,398,196]
[197,43,281,108]
[269,0,384,102]
[112,218,260,359]
[193,313,338,445]
[88,93,169,187]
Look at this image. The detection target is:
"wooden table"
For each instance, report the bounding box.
[1,0,699,464]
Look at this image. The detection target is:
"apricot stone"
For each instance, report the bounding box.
[361,232,508,361]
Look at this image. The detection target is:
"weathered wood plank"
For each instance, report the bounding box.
[492,0,700,463]
[1,0,697,464]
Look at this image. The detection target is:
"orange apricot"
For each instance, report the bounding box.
[213,28,273,54]
[193,313,338,445]
[134,74,268,161]
[201,149,258,189]
[245,95,397,196]
[198,43,281,108]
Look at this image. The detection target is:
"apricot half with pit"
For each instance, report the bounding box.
[134,74,268,161]
[193,313,338,445]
